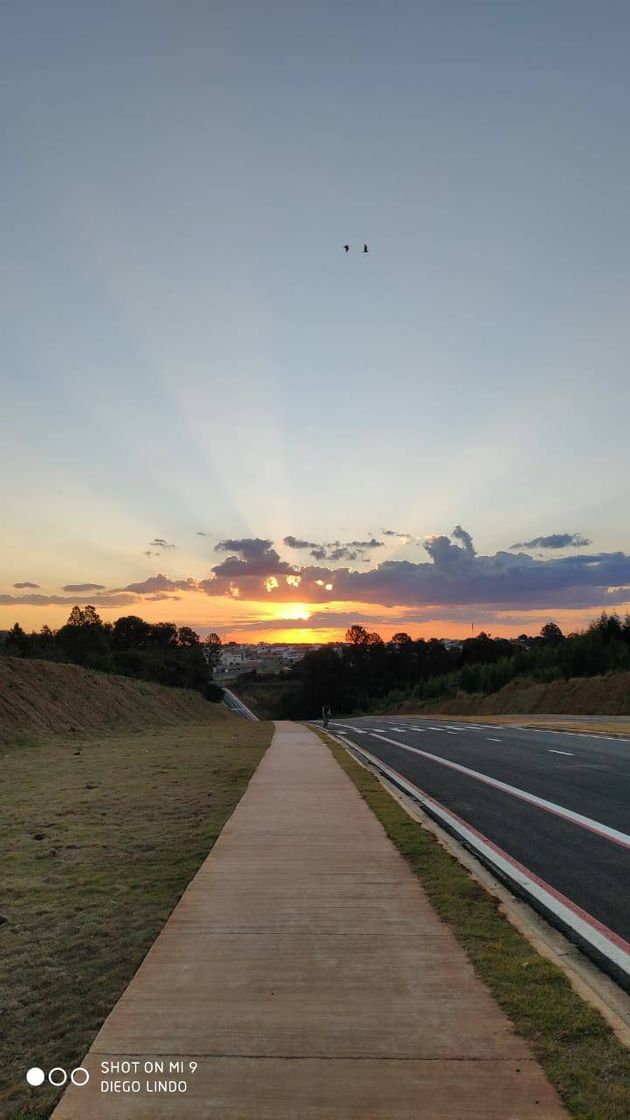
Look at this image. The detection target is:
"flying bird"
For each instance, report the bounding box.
[343,244,350,253]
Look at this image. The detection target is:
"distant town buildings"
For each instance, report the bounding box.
[212,642,318,676]
[210,637,470,676]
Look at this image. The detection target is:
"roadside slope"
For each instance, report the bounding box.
[389,670,630,717]
[0,656,226,743]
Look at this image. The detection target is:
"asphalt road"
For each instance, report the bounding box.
[222,687,258,720]
[324,715,630,982]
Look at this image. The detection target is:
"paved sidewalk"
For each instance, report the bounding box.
[52,722,568,1118]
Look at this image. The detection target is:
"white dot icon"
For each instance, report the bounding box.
[26,1067,45,1086]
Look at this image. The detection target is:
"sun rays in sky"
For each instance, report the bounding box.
[2,4,630,641]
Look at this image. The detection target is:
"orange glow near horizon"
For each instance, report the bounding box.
[1,594,628,646]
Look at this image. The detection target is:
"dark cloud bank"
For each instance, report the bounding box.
[2,528,629,616]
[197,527,629,613]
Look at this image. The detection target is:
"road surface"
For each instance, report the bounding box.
[222,687,258,720]
[323,715,630,988]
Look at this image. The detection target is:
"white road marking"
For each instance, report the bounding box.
[367,732,630,849]
[549,749,574,756]
[487,737,502,742]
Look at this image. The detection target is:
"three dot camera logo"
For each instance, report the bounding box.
[27,1066,89,1088]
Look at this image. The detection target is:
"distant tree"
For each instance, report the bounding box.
[64,604,104,629]
[387,632,417,686]
[203,632,222,672]
[82,605,103,628]
[345,625,370,646]
[588,611,623,644]
[33,624,57,658]
[390,632,412,645]
[147,622,179,650]
[366,631,384,645]
[424,637,453,676]
[177,626,201,647]
[111,615,152,650]
[461,632,500,666]
[4,622,31,656]
[540,622,565,644]
[56,604,109,666]
[289,645,345,715]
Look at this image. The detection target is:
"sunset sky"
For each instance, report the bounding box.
[2,2,630,643]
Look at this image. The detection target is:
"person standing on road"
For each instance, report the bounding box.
[322,704,331,728]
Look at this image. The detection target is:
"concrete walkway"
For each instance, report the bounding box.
[52,722,568,1119]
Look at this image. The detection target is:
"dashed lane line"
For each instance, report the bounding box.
[365,731,630,850]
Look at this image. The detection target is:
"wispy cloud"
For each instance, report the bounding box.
[510,533,592,550]
[284,534,384,563]
[13,581,40,589]
[122,574,198,594]
[149,538,176,549]
[381,528,415,544]
[62,583,106,592]
[283,535,319,550]
[0,592,140,608]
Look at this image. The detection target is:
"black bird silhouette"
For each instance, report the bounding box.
[343,245,350,253]
[363,243,368,253]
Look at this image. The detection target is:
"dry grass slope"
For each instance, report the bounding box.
[0,656,224,744]
[394,671,630,717]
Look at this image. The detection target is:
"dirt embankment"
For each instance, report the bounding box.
[394,672,630,717]
[0,656,228,743]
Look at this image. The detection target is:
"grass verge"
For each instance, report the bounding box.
[323,732,630,1120]
[1,718,271,1120]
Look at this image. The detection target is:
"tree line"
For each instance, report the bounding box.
[1,607,224,700]
[279,613,630,718]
